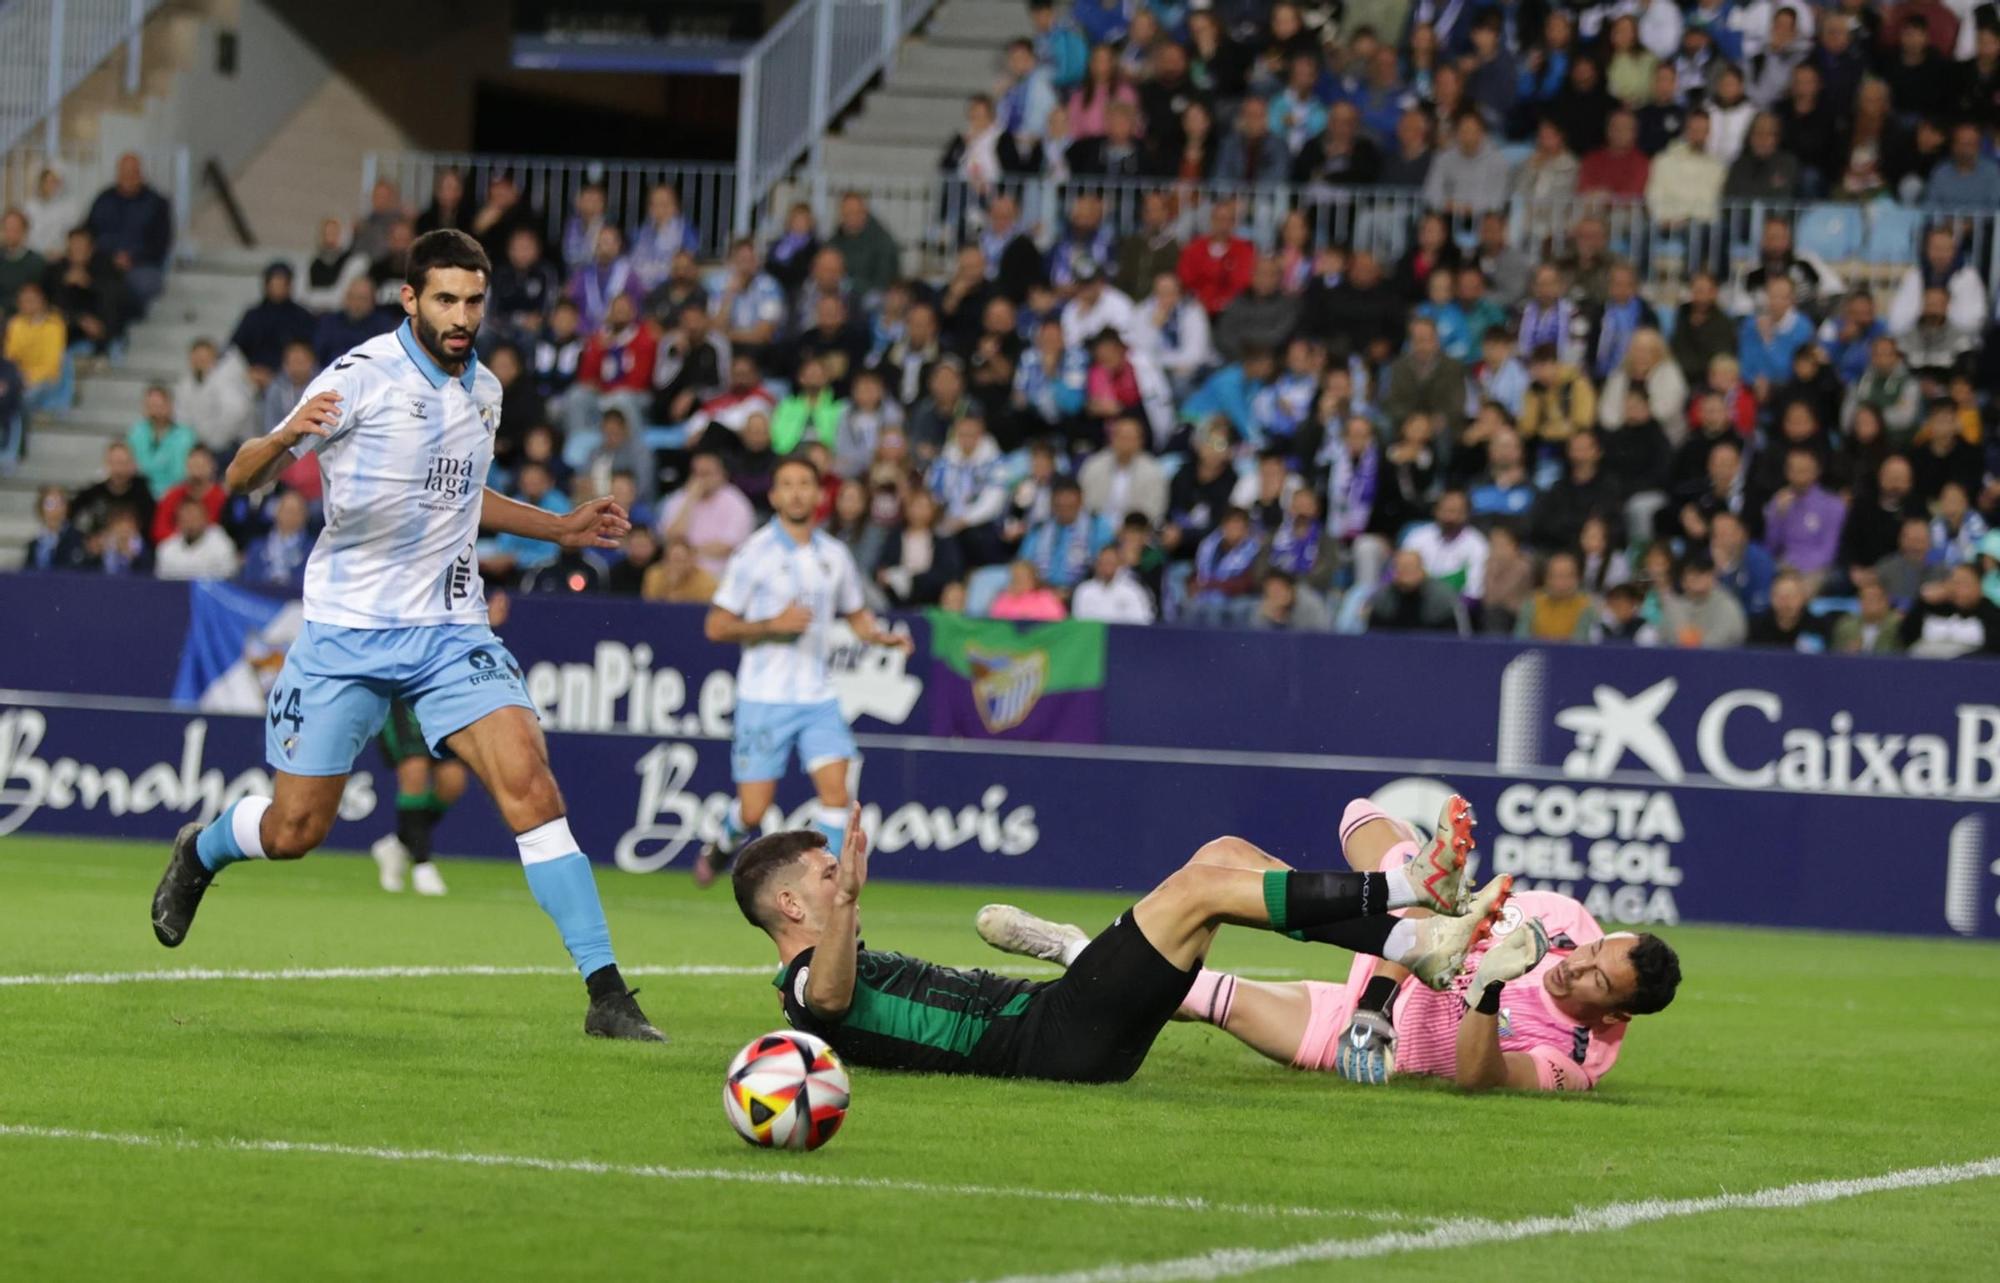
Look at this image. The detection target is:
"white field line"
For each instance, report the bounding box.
[0,962,1314,988]
[970,1156,2000,1283]
[0,1123,1409,1224]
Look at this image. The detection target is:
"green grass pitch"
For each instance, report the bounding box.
[2,836,1997,1282]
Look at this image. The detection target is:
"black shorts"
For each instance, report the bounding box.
[1003,910,1197,1084]
[376,702,456,767]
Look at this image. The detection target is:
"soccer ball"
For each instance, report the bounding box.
[723,1031,851,1151]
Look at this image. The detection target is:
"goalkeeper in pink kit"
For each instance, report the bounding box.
[977,796,1681,1092]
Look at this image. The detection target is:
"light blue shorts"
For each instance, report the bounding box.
[265,622,537,777]
[731,699,855,784]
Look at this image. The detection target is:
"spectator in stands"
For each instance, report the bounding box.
[299,217,366,312]
[22,166,81,259]
[367,218,415,305]
[228,262,317,391]
[770,355,842,458]
[1933,480,1989,565]
[1818,290,1887,384]
[484,345,545,475]
[1400,488,1489,603]
[461,171,539,266]
[1748,568,1833,652]
[1736,215,1843,321]
[1079,413,1167,526]
[1663,273,1731,390]
[1020,476,1112,592]
[643,250,707,329]
[1518,342,1596,451]
[987,559,1066,621]
[1588,265,1660,383]
[5,281,65,409]
[554,181,606,272]
[84,153,171,311]
[1658,550,1749,648]
[259,341,317,437]
[564,292,656,449]
[1737,276,1815,400]
[1841,454,1925,573]
[42,225,123,359]
[1530,430,1622,552]
[1898,286,1980,389]
[489,226,563,340]
[1250,568,1331,631]
[1380,315,1466,435]
[1888,226,1987,337]
[414,169,468,237]
[1876,514,1947,608]
[150,444,225,546]
[1902,562,2000,656]
[1703,64,1756,162]
[657,448,754,578]
[1173,201,1252,319]
[1709,508,1776,615]
[1214,257,1298,363]
[875,488,964,608]
[1776,64,1839,197]
[154,494,239,581]
[1425,110,1513,215]
[1070,543,1154,623]
[580,407,656,504]
[1763,448,1847,593]
[1366,547,1468,634]
[0,209,46,313]
[653,301,731,429]
[1843,335,1924,441]
[820,190,900,307]
[973,194,1042,305]
[1516,550,1598,641]
[90,504,152,575]
[126,385,195,495]
[1578,109,1652,200]
[832,368,900,480]
[707,236,786,356]
[71,440,153,537]
[1601,328,1687,443]
[1511,120,1581,237]
[568,225,642,336]
[1833,579,1907,654]
[1912,397,1986,498]
[239,489,313,592]
[174,337,254,454]
[623,184,696,297]
[641,535,718,604]
[1723,112,1802,200]
[1514,264,1585,369]
[1181,505,1260,626]
[24,486,89,571]
[1128,271,1212,394]
[312,276,394,369]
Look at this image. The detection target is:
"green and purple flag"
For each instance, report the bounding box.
[926,613,1106,743]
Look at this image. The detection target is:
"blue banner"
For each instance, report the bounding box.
[0,573,1994,939]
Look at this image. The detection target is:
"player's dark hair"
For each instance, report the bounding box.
[406,228,491,293]
[731,830,830,930]
[1622,934,1681,1015]
[774,454,821,484]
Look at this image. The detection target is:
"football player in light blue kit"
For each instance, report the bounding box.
[690,454,912,888]
[151,229,664,1041]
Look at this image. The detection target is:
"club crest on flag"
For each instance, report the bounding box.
[968,647,1047,734]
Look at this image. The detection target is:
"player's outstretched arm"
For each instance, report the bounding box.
[481,491,630,549]
[803,804,868,1020]
[1454,916,1553,1092]
[224,391,341,493]
[704,602,814,645]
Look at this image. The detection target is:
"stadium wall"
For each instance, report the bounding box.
[2,574,1995,939]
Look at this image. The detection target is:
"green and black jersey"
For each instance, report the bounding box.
[776,945,1048,1075]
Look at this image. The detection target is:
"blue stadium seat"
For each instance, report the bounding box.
[1863,201,1924,265]
[1795,204,1863,264]
[965,564,1011,617]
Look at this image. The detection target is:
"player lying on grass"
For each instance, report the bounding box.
[978,798,1681,1092]
[732,794,1514,1082]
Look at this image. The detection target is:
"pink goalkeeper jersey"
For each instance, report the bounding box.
[1385,890,1625,1092]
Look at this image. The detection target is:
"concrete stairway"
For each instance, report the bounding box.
[0,249,271,569]
[822,0,1026,182]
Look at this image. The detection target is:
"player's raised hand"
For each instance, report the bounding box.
[1471,913,1550,993]
[559,496,631,550]
[278,391,341,447]
[767,601,815,638]
[835,803,868,905]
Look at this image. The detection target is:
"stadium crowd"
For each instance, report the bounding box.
[15,1,2000,656]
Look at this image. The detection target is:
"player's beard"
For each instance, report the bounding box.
[415,312,479,373]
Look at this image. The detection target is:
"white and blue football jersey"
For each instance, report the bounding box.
[281,321,503,629]
[712,524,864,705]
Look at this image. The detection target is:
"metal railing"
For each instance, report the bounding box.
[358,151,2000,307]
[0,0,164,155]
[732,0,941,235]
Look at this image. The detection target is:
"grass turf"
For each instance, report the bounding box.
[1,836,1996,1282]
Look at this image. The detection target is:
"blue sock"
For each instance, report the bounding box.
[195,797,269,873]
[812,804,847,854]
[518,819,616,977]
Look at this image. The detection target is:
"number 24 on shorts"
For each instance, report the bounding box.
[268,687,304,732]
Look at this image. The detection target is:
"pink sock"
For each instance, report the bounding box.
[1178,969,1239,1025]
[1339,800,1420,852]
